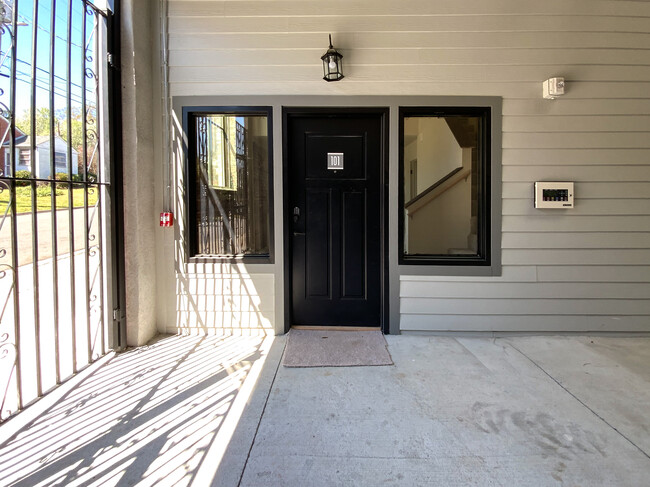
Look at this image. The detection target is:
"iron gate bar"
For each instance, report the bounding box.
[66,0,77,373]
[84,0,107,18]
[9,0,22,411]
[90,5,105,357]
[95,63,106,358]
[28,0,42,398]
[96,185,106,356]
[92,5,104,358]
[49,0,61,388]
[82,4,91,363]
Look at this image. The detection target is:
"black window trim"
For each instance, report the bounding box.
[398,106,492,267]
[184,105,275,264]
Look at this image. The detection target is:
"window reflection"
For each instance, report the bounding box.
[193,113,270,257]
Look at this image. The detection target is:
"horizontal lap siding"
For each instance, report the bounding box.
[168,0,650,333]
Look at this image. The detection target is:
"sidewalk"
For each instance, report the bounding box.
[0,334,648,486]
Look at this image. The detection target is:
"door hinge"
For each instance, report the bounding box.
[113,308,120,321]
[107,52,117,69]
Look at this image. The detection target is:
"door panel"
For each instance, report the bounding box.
[342,190,366,299]
[287,112,384,327]
[305,188,331,298]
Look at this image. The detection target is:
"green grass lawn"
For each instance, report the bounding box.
[0,185,100,214]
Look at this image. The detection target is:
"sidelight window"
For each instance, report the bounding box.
[187,108,273,260]
[399,107,492,266]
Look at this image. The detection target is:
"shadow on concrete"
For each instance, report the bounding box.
[0,334,284,486]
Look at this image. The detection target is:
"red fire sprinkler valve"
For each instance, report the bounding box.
[160,212,174,227]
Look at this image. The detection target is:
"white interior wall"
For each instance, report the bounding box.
[414,118,462,193]
[143,0,650,334]
[409,178,472,255]
[403,132,417,200]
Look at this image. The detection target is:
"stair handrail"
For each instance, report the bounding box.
[405,166,463,210]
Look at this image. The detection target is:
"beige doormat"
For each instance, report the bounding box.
[282,329,393,367]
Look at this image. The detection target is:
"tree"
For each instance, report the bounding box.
[15,107,51,137]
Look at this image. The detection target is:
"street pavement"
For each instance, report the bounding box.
[0,207,99,267]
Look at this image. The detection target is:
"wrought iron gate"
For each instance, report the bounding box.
[0,0,122,421]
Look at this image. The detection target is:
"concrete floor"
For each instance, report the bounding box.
[0,334,648,486]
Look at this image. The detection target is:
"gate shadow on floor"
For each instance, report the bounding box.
[0,334,282,486]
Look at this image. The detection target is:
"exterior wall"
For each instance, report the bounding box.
[165,98,280,336]
[154,0,650,334]
[174,263,275,335]
[12,138,79,178]
[35,138,80,179]
[37,148,49,177]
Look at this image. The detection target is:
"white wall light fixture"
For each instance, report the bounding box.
[543,77,565,99]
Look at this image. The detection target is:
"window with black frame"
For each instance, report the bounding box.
[188,109,272,260]
[399,107,491,265]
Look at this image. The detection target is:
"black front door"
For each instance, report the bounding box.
[286,110,386,327]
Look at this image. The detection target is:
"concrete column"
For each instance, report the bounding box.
[120,0,158,346]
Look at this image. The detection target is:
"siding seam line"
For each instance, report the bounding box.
[506,341,650,461]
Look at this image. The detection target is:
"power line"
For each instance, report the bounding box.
[5,70,96,105]
[12,69,96,106]
[11,57,96,92]
[12,4,97,52]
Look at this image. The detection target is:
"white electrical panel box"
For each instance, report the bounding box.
[535,182,574,209]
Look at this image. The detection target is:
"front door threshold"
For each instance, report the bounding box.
[291,325,382,332]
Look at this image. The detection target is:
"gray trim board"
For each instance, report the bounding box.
[172,95,504,336]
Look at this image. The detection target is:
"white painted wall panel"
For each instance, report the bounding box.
[169,49,650,70]
[172,272,275,334]
[503,99,650,116]
[537,266,650,282]
[503,182,650,199]
[168,16,649,36]
[502,232,650,249]
[503,199,650,216]
[502,149,650,166]
[503,216,649,232]
[503,116,650,133]
[400,281,650,299]
[169,0,650,18]
[400,298,650,316]
[504,166,650,182]
[169,32,650,51]
[400,315,649,333]
[164,0,650,333]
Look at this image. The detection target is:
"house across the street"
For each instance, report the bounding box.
[5,135,79,179]
[0,116,27,176]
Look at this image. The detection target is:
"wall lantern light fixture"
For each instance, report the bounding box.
[321,34,344,82]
